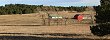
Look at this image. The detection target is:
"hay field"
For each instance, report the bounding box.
[0,11,91,34]
[0,13,43,25]
[0,11,109,40]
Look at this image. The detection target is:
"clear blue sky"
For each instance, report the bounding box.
[0,0,100,7]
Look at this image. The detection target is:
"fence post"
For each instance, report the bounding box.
[65,18,67,26]
[48,18,50,26]
[41,15,45,26]
[57,19,59,26]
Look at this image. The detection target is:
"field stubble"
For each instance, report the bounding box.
[0,12,109,40]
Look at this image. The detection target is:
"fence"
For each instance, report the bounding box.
[39,12,94,26]
[41,18,93,26]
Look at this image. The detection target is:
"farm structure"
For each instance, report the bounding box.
[74,14,93,21]
[73,14,94,24]
[48,14,63,19]
[74,14,83,21]
[47,14,65,26]
[41,13,94,26]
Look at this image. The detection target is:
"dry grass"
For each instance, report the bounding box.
[0,13,42,25]
[0,25,90,34]
[0,11,91,34]
[0,11,108,39]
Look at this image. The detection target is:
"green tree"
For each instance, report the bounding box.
[94,0,110,23]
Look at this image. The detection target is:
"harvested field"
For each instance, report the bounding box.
[0,25,110,40]
[0,12,93,26]
[0,11,109,40]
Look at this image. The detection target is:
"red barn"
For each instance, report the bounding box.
[74,14,83,21]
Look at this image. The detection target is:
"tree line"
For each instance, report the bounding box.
[90,0,110,36]
[0,4,87,15]
[94,0,110,23]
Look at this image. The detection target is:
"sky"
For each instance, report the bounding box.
[0,0,100,7]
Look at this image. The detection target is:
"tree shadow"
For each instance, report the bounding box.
[0,36,91,40]
[0,33,107,40]
[0,33,92,37]
[90,23,110,36]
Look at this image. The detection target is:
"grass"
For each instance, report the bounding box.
[0,11,106,40]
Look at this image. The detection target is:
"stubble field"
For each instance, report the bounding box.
[0,11,109,40]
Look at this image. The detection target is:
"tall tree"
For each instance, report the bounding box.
[94,0,110,23]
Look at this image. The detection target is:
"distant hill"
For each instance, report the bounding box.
[0,4,91,15]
